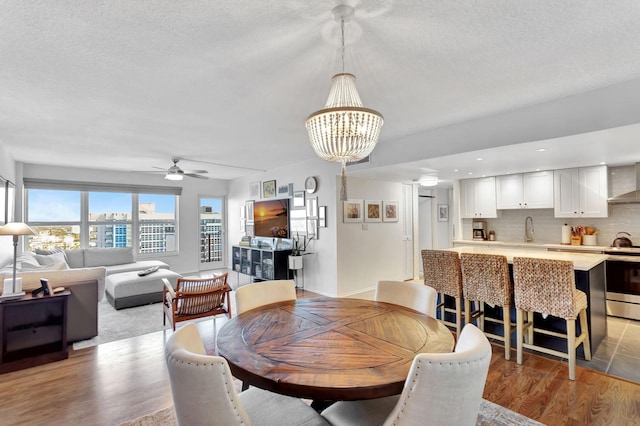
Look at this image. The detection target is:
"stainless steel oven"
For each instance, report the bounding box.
[605,248,640,320]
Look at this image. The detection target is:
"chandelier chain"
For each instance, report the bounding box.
[340,18,345,73]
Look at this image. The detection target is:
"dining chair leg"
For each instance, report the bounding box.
[455,297,462,336]
[503,305,511,361]
[516,309,524,365]
[526,311,534,344]
[579,309,592,361]
[464,298,472,325]
[567,318,577,380]
[478,301,485,331]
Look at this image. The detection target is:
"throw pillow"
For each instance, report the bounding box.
[35,251,69,267]
[16,252,41,268]
[20,262,69,271]
[35,248,69,263]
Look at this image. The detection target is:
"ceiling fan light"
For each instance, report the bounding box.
[164,173,183,181]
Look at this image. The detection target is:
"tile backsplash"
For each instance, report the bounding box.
[461,165,640,246]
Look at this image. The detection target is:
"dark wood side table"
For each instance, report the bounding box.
[0,291,70,374]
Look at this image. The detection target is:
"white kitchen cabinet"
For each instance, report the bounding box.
[496,171,553,209]
[460,177,498,218]
[553,165,608,218]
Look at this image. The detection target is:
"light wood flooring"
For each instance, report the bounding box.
[1,290,639,426]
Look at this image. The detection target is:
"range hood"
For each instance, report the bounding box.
[608,163,640,204]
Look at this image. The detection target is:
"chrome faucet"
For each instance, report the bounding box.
[525,216,534,242]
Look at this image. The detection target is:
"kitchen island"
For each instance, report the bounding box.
[449,246,608,357]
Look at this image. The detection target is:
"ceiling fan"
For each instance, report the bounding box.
[142,158,209,181]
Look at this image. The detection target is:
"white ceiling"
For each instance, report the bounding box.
[2,1,640,183]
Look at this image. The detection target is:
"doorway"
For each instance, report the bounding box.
[199,196,225,270]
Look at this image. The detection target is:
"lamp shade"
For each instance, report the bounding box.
[306,73,384,163]
[0,222,36,236]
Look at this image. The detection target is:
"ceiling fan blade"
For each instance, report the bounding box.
[181,169,208,174]
[152,166,168,171]
[180,158,266,172]
[184,173,209,179]
[132,170,165,174]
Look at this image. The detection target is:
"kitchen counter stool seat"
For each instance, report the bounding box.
[422,249,464,336]
[460,253,514,360]
[512,257,591,380]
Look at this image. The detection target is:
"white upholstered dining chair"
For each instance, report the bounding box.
[235,279,297,315]
[321,324,492,426]
[165,323,329,426]
[375,280,437,317]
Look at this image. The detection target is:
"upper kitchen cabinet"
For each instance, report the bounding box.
[554,165,608,218]
[460,177,499,218]
[496,171,554,209]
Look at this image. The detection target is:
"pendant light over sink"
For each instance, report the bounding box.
[305,4,384,201]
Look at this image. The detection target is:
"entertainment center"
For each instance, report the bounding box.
[232,237,292,282]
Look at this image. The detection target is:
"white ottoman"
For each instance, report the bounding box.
[105,269,181,310]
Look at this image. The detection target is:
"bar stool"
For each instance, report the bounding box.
[460,253,514,360]
[421,249,463,336]
[512,257,591,380]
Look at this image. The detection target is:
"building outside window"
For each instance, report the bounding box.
[26,188,178,255]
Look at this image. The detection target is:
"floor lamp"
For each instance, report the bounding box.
[0,222,36,300]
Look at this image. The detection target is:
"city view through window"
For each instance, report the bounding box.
[200,197,223,264]
[27,189,178,254]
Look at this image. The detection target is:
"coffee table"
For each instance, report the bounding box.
[216,297,454,401]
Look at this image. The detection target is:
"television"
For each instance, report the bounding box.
[253,199,289,239]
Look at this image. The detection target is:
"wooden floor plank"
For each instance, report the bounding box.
[0,306,638,425]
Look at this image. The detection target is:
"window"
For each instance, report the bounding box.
[27,189,82,250]
[139,194,176,254]
[89,192,132,248]
[26,185,179,255]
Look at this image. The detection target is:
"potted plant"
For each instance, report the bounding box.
[289,233,313,270]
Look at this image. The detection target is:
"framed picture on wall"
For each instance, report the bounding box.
[246,200,254,224]
[277,182,293,197]
[318,206,327,228]
[262,180,276,198]
[249,181,260,199]
[364,200,382,223]
[292,191,305,208]
[438,204,449,222]
[306,196,318,219]
[383,201,399,222]
[343,199,363,223]
[290,209,307,234]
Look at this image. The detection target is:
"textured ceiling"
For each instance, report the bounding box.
[2,1,640,181]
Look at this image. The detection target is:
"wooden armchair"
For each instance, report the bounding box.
[163,274,232,331]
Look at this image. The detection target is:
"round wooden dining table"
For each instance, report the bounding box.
[216,297,455,402]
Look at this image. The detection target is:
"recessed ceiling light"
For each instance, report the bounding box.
[481,174,486,177]
[476,157,483,161]
[600,162,606,165]
[536,148,547,152]
[453,169,459,172]
[536,168,540,171]
[467,172,473,175]
[419,176,438,187]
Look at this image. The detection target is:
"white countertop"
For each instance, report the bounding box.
[452,239,609,253]
[449,246,608,271]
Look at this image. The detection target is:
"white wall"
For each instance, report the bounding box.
[21,163,228,275]
[336,176,405,297]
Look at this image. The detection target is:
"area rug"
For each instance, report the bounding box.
[120,398,545,426]
[73,299,166,350]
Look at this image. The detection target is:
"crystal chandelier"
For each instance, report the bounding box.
[306,5,384,200]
